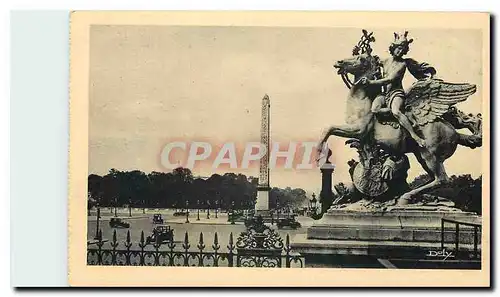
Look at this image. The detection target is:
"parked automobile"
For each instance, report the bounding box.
[152,214,164,224]
[146,225,174,244]
[227,210,244,222]
[109,218,130,228]
[276,217,301,229]
[173,210,189,216]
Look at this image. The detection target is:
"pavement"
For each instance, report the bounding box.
[88,208,315,227]
[167,216,239,225]
[87,215,150,222]
[88,209,236,225]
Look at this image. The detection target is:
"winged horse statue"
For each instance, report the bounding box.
[318,30,482,206]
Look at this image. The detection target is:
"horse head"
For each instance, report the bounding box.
[334,53,381,88]
[334,29,381,89]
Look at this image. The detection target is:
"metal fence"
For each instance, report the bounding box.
[441,218,481,260]
[88,217,304,268]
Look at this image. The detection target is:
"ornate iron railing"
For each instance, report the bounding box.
[88,217,304,267]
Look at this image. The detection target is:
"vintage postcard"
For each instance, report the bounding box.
[68,11,490,287]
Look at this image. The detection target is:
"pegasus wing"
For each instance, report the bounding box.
[406,79,477,126]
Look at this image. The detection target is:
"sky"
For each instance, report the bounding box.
[88,25,484,194]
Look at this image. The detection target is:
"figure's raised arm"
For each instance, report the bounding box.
[405,58,436,80]
[368,64,405,86]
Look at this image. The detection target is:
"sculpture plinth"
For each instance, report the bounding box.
[308,208,481,242]
[255,186,270,216]
[292,199,482,268]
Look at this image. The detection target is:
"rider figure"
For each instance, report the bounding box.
[359,31,427,147]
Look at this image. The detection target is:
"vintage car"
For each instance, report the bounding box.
[146,225,174,244]
[173,210,189,216]
[152,214,164,224]
[109,218,130,228]
[227,210,244,222]
[276,217,301,229]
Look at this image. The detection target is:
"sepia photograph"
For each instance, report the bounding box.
[68,11,490,287]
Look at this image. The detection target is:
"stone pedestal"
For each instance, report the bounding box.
[319,164,334,215]
[291,208,482,269]
[308,209,481,242]
[255,188,269,212]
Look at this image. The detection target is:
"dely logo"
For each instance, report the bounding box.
[426,249,455,261]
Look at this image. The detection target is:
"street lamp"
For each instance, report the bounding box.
[87,192,92,216]
[197,200,200,221]
[144,174,152,215]
[230,200,235,225]
[185,200,190,223]
[128,198,132,217]
[94,201,101,240]
[215,200,218,219]
[311,193,317,215]
[114,197,118,217]
[206,200,210,219]
[277,201,280,220]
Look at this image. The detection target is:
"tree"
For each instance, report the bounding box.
[409,174,431,189]
[101,170,119,207]
[88,174,103,201]
[87,167,308,211]
[407,174,482,214]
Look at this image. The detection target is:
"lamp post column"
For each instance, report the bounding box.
[94,202,101,240]
[277,201,280,221]
[197,200,200,221]
[310,193,318,216]
[206,200,210,219]
[230,201,235,224]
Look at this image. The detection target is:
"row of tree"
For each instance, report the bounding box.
[88,168,481,215]
[88,168,309,210]
[409,173,482,214]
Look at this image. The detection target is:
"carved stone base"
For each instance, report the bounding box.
[308,225,480,243]
[291,209,482,268]
[255,189,270,211]
[309,209,481,242]
[290,234,481,269]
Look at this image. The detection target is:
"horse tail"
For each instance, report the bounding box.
[457,133,482,149]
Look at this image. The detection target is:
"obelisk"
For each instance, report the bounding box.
[255,94,270,215]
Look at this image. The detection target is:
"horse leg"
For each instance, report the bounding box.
[320,123,364,142]
[318,115,374,147]
[316,123,365,155]
[397,150,449,205]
